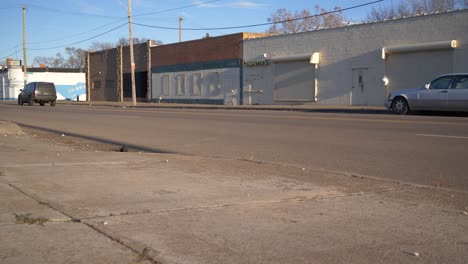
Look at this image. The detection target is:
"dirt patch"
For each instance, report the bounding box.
[0,121,26,136]
[22,128,120,152]
[0,170,5,177]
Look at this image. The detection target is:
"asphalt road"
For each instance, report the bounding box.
[1,102,468,191]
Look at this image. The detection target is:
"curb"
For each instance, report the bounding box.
[57,102,389,115]
[1,100,390,115]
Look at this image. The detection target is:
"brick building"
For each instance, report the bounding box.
[86,41,152,102]
[150,33,266,105]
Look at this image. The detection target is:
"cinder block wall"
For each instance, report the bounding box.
[88,49,118,101]
[122,42,148,73]
[243,10,468,106]
[87,42,150,101]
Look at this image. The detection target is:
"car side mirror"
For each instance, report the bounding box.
[424,84,430,90]
[19,89,23,91]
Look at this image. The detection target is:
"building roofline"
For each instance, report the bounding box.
[245,8,468,41]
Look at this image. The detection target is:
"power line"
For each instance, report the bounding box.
[26,3,122,19]
[27,18,127,45]
[133,0,384,31]
[133,0,224,17]
[0,45,21,58]
[0,19,126,55]
[29,23,128,50]
[0,50,20,61]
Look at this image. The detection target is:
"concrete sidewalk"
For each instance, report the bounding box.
[0,121,467,264]
[1,99,389,114]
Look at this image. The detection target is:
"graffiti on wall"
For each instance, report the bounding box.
[55,82,86,100]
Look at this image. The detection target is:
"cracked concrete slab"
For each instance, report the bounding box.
[1,122,467,264]
[0,222,152,264]
[0,183,68,224]
[88,190,468,264]
[1,152,401,220]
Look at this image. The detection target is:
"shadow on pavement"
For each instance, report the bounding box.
[16,122,176,155]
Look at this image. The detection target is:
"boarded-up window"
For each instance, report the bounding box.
[274,61,315,101]
[176,74,186,96]
[205,72,220,97]
[106,80,115,88]
[190,73,202,96]
[161,75,169,96]
[92,80,101,89]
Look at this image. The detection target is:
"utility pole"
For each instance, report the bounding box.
[86,51,91,102]
[178,16,183,43]
[22,5,27,85]
[127,0,136,106]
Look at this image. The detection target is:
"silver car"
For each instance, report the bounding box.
[385,74,468,114]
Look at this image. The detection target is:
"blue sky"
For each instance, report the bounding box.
[0,0,387,65]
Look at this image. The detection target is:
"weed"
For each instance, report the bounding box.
[14,213,49,225]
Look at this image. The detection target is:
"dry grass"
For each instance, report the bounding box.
[14,213,49,225]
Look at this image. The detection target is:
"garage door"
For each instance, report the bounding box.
[387,50,454,92]
[273,61,315,101]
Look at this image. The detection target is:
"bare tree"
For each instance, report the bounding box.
[267,5,344,34]
[64,47,86,68]
[33,56,53,67]
[33,49,86,69]
[116,37,147,46]
[366,0,465,21]
[89,41,114,51]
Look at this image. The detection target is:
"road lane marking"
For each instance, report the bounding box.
[416,134,468,139]
[99,114,141,118]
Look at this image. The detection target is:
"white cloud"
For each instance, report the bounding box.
[193,0,222,8]
[193,0,268,9]
[227,1,268,8]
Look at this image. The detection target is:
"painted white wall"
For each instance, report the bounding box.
[0,70,85,100]
[152,68,240,105]
[0,67,23,100]
[243,10,468,106]
[26,72,85,100]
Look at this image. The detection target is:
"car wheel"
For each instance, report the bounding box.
[39,102,45,106]
[391,97,409,115]
[50,100,56,107]
[28,97,34,106]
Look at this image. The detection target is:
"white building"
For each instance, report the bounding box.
[0,66,23,100]
[242,10,468,106]
[0,65,86,101]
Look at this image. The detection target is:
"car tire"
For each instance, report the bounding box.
[28,97,34,106]
[50,100,56,107]
[391,97,409,115]
[40,102,45,106]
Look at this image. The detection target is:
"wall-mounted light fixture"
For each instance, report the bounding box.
[310,52,320,65]
[382,76,389,86]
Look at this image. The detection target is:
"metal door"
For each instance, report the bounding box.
[274,61,315,102]
[351,68,368,106]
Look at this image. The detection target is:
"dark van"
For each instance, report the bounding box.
[18,82,57,107]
